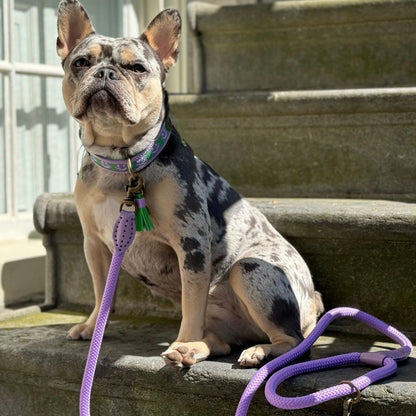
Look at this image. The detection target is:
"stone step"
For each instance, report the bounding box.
[34,193,416,334]
[170,88,416,201]
[188,0,416,92]
[0,310,414,416]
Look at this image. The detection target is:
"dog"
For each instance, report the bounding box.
[57,0,323,368]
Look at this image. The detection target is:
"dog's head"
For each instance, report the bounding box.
[56,0,181,149]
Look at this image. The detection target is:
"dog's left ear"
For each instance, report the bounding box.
[141,9,181,71]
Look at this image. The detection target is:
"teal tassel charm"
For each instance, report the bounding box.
[134,192,154,232]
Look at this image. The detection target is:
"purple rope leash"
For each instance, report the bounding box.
[235,307,412,416]
[79,208,136,416]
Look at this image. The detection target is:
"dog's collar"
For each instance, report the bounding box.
[88,118,172,174]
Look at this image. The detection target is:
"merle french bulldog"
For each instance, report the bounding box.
[57,0,323,368]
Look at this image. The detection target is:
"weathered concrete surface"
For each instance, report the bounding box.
[0,239,45,308]
[170,89,416,201]
[0,310,415,416]
[34,193,416,334]
[188,0,416,92]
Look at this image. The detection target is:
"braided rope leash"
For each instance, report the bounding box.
[79,162,155,415]
[79,207,137,416]
[235,307,413,416]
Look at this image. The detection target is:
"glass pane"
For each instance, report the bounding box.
[0,74,6,214]
[15,74,71,212]
[0,1,4,60]
[14,0,122,65]
[81,0,122,37]
[14,1,41,64]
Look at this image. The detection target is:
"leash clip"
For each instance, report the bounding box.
[125,160,144,198]
[340,380,361,416]
[343,398,354,416]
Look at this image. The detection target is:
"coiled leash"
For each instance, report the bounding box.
[235,307,413,416]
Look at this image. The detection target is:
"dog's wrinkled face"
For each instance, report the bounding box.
[56,0,181,148]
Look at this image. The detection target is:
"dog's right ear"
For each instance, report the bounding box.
[56,0,95,60]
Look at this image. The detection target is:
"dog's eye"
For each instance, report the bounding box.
[130,63,147,73]
[73,58,90,68]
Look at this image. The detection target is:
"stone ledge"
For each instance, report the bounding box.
[170,88,416,117]
[0,310,415,416]
[33,193,416,333]
[252,198,416,241]
[33,193,79,232]
[35,193,416,241]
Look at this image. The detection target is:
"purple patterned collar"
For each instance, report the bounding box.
[88,119,172,174]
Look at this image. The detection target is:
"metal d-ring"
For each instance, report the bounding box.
[340,380,361,404]
[340,380,361,416]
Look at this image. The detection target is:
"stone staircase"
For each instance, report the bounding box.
[1,1,416,415]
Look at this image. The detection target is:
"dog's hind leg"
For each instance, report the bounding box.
[229,257,304,367]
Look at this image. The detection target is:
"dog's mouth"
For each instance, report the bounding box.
[73,84,138,125]
[88,89,119,113]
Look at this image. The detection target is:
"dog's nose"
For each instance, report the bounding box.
[95,67,118,81]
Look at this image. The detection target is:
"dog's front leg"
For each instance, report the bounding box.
[67,234,112,340]
[67,179,113,340]
[161,236,213,367]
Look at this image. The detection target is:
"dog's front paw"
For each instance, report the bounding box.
[161,344,197,368]
[66,323,95,340]
[238,346,266,367]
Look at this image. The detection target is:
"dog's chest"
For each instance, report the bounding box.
[91,186,182,301]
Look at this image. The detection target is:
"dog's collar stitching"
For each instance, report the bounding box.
[88,118,172,173]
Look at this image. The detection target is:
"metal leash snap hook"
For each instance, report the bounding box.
[343,398,354,416]
[340,380,361,416]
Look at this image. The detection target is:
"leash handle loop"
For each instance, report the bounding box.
[235,307,412,416]
[264,352,398,410]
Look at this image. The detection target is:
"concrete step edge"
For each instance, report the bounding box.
[34,193,416,241]
[170,87,416,118]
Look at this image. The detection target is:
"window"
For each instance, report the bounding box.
[0,0,186,239]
